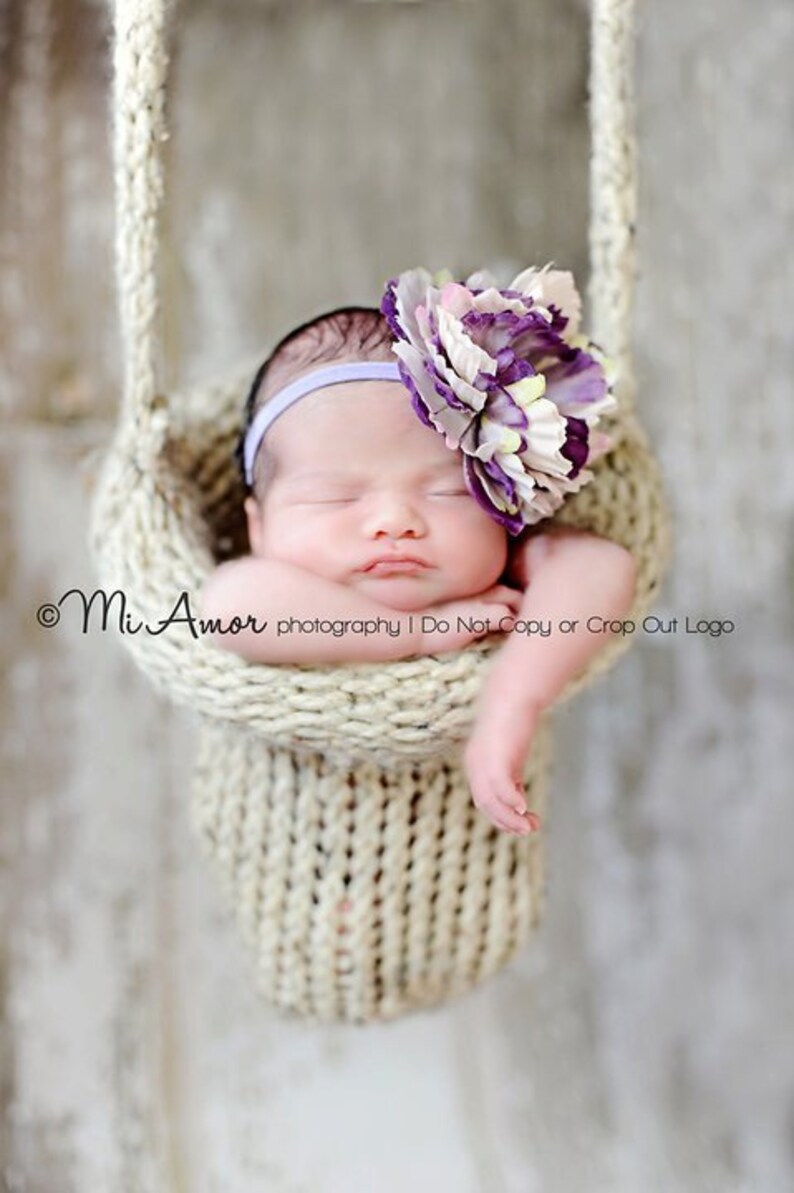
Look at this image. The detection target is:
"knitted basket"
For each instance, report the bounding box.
[91,0,670,1022]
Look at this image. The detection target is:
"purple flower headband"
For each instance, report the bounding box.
[380,265,617,535]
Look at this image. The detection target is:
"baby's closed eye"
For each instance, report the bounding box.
[292,489,361,506]
[427,485,470,497]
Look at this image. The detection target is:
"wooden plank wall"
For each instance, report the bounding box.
[1,1,792,1190]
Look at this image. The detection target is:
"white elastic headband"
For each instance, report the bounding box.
[243,360,404,485]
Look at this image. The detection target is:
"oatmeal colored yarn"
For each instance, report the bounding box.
[193,719,553,1023]
[92,0,669,1023]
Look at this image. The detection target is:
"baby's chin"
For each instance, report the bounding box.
[351,574,467,612]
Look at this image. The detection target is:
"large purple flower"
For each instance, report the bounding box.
[380,265,617,532]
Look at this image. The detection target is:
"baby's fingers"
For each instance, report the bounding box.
[464,601,513,636]
[483,584,522,613]
[473,783,541,836]
[495,808,542,837]
[465,744,541,836]
[488,803,537,836]
[507,780,542,832]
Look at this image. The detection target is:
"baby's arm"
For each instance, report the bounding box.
[200,557,520,664]
[465,528,637,835]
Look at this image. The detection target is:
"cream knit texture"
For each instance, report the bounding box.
[92,0,670,1022]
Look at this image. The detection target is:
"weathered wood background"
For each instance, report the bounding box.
[2,1,793,1190]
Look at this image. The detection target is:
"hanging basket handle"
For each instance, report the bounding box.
[589,0,638,416]
[109,0,638,452]
[112,0,170,464]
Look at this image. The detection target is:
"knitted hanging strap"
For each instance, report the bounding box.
[112,0,639,439]
[112,0,169,467]
[589,0,637,417]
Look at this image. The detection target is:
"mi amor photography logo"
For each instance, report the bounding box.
[36,587,737,641]
[36,587,263,639]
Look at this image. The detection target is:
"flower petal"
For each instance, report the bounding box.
[509,264,582,338]
[436,306,498,385]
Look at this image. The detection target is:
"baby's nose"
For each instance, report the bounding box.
[364,492,427,539]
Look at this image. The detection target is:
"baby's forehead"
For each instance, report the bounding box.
[268,387,463,478]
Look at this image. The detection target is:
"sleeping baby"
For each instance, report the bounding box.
[201,268,637,837]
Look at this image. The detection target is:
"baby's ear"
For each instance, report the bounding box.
[244,496,265,556]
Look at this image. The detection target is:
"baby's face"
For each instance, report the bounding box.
[245,379,508,611]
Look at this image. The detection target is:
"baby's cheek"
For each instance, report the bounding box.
[263,520,327,572]
[457,516,509,584]
[471,552,508,592]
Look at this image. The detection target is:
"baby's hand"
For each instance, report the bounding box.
[416,585,521,655]
[463,699,542,836]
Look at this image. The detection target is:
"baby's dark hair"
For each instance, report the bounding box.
[236,306,394,497]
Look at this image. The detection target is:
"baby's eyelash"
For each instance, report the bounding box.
[310,496,357,505]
